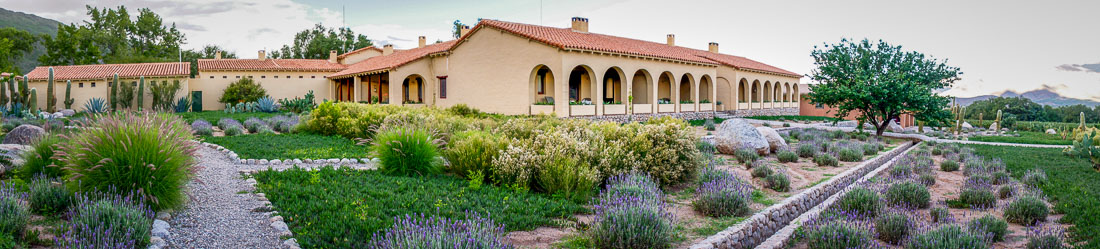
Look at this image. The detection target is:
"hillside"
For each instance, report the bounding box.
[0,7,62,74]
[957,89,1100,107]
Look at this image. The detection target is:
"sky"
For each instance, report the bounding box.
[3,0,1099,100]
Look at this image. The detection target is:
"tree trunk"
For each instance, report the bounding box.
[876,121,889,136]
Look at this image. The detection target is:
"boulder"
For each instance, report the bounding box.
[1046,129,1057,135]
[50,112,64,119]
[715,119,769,155]
[989,122,998,130]
[2,125,45,145]
[962,122,973,129]
[755,127,789,153]
[59,109,76,117]
[888,120,904,133]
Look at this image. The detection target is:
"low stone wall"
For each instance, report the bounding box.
[690,139,916,249]
[569,111,715,123]
[717,108,799,118]
[755,141,922,249]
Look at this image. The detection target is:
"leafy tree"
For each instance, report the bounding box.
[40,5,186,66]
[38,24,101,65]
[452,20,465,39]
[270,24,372,59]
[219,78,267,104]
[806,38,961,135]
[181,44,235,77]
[0,28,37,73]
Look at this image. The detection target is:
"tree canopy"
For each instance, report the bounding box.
[806,38,962,135]
[965,96,1100,123]
[269,24,372,59]
[0,27,37,73]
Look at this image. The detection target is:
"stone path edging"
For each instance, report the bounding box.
[690,139,917,249]
[754,141,923,249]
[202,142,380,167]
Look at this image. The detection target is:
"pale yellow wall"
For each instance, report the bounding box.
[339,49,382,65]
[28,77,188,112]
[560,51,716,115]
[192,71,333,110]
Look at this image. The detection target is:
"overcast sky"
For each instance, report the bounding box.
[3,0,1099,100]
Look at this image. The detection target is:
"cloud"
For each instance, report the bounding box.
[1056,63,1100,73]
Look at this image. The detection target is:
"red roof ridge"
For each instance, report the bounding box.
[337,46,383,59]
[198,58,346,71]
[26,62,189,81]
[328,40,457,79]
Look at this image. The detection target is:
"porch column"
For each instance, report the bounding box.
[594,70,604,116]
[353,76,362,102]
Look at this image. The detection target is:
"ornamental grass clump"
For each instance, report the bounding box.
[18,134,65,180]
[967,214,1008,242]
[765,172,791,192]
[693,173,753,217]
[885,182,930,208]
[372,127,442,177]
[777,150,798,163]
[906,225,990,249]
[874,212,910,245]
[56,192,154,248]
[814,153,839,167]
[834,187,883,217]
[1004,195,1048,225]
[0,184,28,238]
[28,176,71,215]
[59,112,197,211]
[367,213,513,249]
[190,120,213,136]
[589,174,674,249]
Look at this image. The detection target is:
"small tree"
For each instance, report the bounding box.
[806,38,961,135]
[64,80,74,109]
[219,78,267,104]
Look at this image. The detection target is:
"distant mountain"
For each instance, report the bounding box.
[957,89,1100,107]
[0,7,62,74]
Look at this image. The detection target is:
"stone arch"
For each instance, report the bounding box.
[401,74,425,104]
[784,83,791,102]
[773,82,782,103]
[699,75,713,103]
[568,65,597,104]
[751,80,760,103]
[530,65,555,105]
[602,67,627,104]
[793,85,800,103]
[657,71,675,104]
[631,69,652,104]
[763,81,773,103]
[679,73,695,103]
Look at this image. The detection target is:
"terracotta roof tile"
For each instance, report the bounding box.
[197,59,346,71]
[25,62,190,81]
[337,46,382,59]
[329,41,456,78]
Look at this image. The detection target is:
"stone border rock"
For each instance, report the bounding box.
[238,173,302,249]
[754,141,922,249]
[148,211,172,249]
[690,138,917,249]
[200,142,379,167]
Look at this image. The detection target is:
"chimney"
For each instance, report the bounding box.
[708,42,719,53]
[383,44,394,56]
[328,50,338,63]
[570,17,589,32]
[666,34,675,46]
[418,36,426,48]
[258,50,266,60]
[459,25,471,37]
[214,51,222,60]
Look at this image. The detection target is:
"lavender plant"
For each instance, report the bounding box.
[906,225,990,249]
[814,153,839,167]
[589,173,674,249]
[885,182,930,208]
[1025,225,1068,249]
[797,143,819,158]
[28,175,71,215]
[190,120,213,136]
[765,171,791,192]
[833,187,883,217]
[874,211,909,245]
[243,117,270,133]
[1004,195,1049,225]
[967,214,1008,242]
[367,213,513,249]
[800,212,876,249]
[0,183,28,238]
[216,117,242,131]
[55,192,154,248]
[692,173,753,217]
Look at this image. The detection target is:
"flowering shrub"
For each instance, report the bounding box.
[243,117,270,133]
[941,160,959,171]
[885,182,930,208]
[60,113,197,211]
[589,173,674,249]
[265,115,300,133]
[814,153,839,167]
[1021,168,1048,187]
[906,225,990,249]
[734,148,758,163]
[765,172,790,192]
[801,214,876,249]
[1025,225,1067,249]
[837,148,863,162]
[56,192,153,248]
[967,214,1008,242]
[930,207,950,223]
[777,150,798,163]
[693,173,753,217]
[443,130,507,181]
[798,144,818,158]
[190,119,213,136]
[874,212,909,245]
[833,187,883,217]
[216,117,242,131]
[368,213,513,249]
[28,176,70,215]
[0,184,28,238]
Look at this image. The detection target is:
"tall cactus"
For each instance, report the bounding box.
[20,76,29,107]
[28,88,37,112]
[0,76,7,108]
[110,74,118,110]
[136,76,145,111]
[1081,112,1087,130]
[46,67,56,112]
[995,110,1003,131]
[6,76,15,108]
[978,113,983,128]
[64,80,74,109]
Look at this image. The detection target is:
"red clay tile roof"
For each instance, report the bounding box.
[197,59,346,72]
[329,41,457,78]
[478,19,800,77]
[337,46,382,59]
[25,62,190,81]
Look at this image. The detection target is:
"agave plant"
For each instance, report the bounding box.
[174,97,190,113]
[257,97,276,113]
[83,98,108,114]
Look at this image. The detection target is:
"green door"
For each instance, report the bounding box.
[191,91,202,112]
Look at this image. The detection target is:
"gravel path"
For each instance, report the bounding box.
[166,146,287,249]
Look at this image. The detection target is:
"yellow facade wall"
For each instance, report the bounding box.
[27,77,189,112]
[192,71,333,110]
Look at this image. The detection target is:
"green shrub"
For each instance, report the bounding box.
[536,155,598,202]
[998,185,1015,199]
[875,212,910,245]
[28,176,70,215]
[991,171,1010,185]
[765,172,790,192]
[834,187,882,217]
[906,225,989,249]
[1004,196,1048,225]
[1021,168,1048,187]
[734,148,758,163]
[932,148,943,155]
[63,194,153,248]
[797,144,817,158]
[60,113,196,211]
[814,153,839,167]
[0,186,28,238]
[967,215,1008,242]
[837,148,863,162]
[930,207,950,223]
[941,160,959,171]
[218,78,267,104]
[751,163,773,178]
[224,125,244,136]
[372,128,441,177]
[442,130,506,182]
[959,188,997,208]
[17,135,64,180]
[886,182,931,208]
[777,151,798,163]
[804,221,874,249]
[445,104,483,117]
[919,173,937,186]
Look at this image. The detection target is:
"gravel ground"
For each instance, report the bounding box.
[166,146,287,249]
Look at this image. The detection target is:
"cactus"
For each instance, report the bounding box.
[28,88,37,112]
[995,110,1002,131]
[137,76,145,110]
[978,113,983,128]
[1081,112,1087,130]
[918,121,925,133]
[6,76,15,108]
[0,76,7,108]
[46,67,56,112]
[110,73,118,110]
[20,76,29,107]
[64,80,74,109]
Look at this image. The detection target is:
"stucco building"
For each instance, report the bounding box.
[22,18,802,118]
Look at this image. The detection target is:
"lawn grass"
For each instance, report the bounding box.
[252,166,585,249]
[202,133,370,159]
[969,131,1073,145]
[965,144,1100,246]
[688,117,727,126]
[174,111,286,123]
